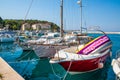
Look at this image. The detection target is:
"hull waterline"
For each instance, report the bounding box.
[59,52,110,74]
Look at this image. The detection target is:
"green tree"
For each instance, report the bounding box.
[12,25,17,30]
[51,23,60,32]
[0,17,4,28]
[3,19,60,31]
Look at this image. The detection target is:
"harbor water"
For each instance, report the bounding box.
[0,34,120,80]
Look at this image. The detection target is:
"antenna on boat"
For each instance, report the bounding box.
[77,0,82,34]
[60,0,64,37]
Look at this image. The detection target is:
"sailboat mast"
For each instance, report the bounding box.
[80,0,82,34]
[60,0,63,37]
[77,0,82,34]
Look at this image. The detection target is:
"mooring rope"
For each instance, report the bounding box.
[50,58,73,80]
[50,62,63,79]
[62,59,73,80]
[17,50,33,61]
[8,59,40,64]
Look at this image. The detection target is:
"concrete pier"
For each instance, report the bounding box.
[0,57,24,80]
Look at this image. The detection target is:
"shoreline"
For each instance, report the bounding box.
[88,32,120,34]
[0,30,120,34]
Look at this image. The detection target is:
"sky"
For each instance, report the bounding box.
[0,0,120,32]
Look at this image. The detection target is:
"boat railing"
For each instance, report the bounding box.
[87,26,107,35]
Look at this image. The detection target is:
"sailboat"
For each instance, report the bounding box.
[50,0,112,74]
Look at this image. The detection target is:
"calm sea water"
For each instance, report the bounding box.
[0,34,120,80]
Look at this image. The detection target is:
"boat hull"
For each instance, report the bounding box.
[111,58,120,79]
[0,38,15,43]
[58,51,111,74]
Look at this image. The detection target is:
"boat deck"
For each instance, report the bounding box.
[63,46,78,53]
[33,44,69,58]
[50,57,65,61]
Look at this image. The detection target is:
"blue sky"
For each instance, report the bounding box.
[0,0,120,32]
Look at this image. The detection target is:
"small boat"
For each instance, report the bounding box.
[27,32,63,45]
[43,37,63,45]
[111,50,120,80]
[50,33,112,74]
[0,33,15,43]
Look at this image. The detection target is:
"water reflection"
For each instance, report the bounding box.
[0,43,111,80]
[0,43,23,61]
[31,58,65,80]
[0,43,39,79]
[10,50,39,79]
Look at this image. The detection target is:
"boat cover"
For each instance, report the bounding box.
[77,35,111,55]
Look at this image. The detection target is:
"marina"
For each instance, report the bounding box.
[0,0,120,80]
[0,33,119,80]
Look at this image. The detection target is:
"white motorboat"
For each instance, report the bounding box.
[0,34,15,42]
[111,50,120,80]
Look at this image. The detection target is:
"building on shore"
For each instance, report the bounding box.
[21,23,51,31]
[21,23,31,31]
